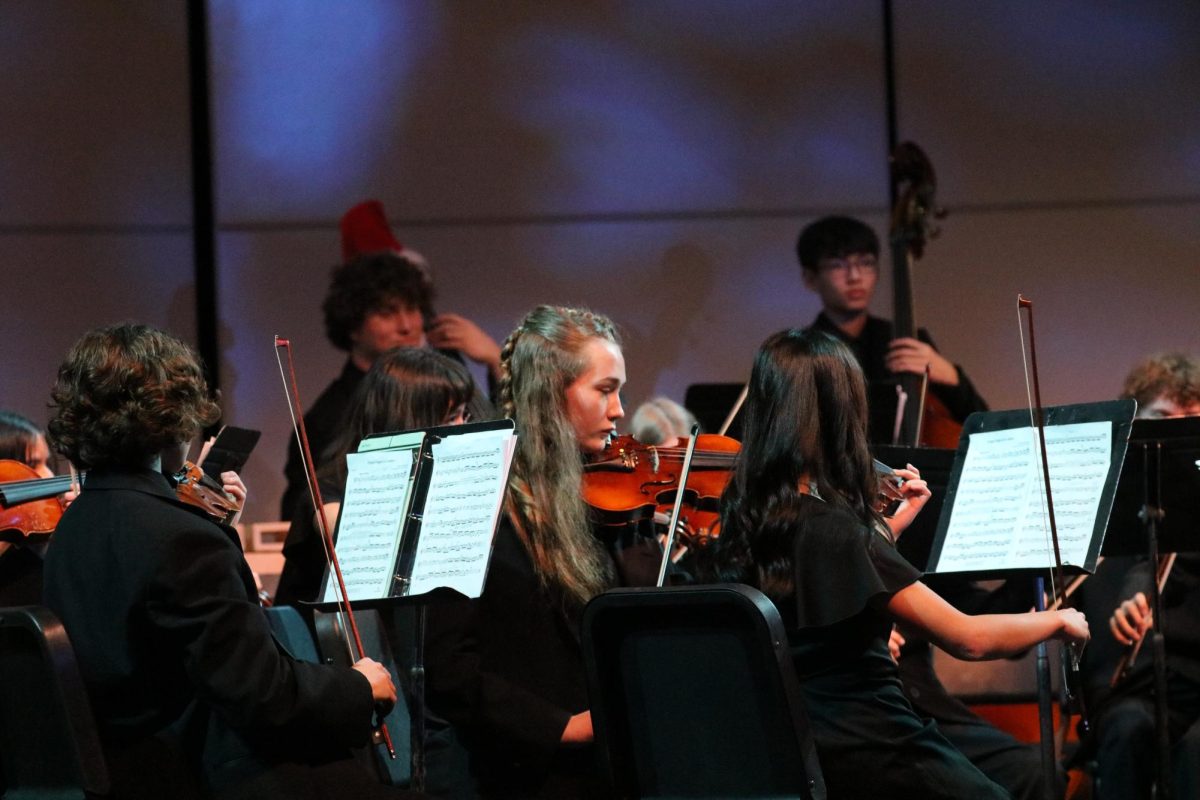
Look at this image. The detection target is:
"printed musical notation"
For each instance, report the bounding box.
[935,421,1112,573]
[325,425,516,602]
[326,446,420,602]
[408,428,516,597]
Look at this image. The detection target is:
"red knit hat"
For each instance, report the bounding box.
[340,200,403,262]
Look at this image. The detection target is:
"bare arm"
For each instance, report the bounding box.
[886,580,1089,661]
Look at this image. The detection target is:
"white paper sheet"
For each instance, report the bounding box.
[934,421,1112,573]
[323,442,421,603]
[406,428,516,597]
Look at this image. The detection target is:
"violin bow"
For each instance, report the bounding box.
[1016,296,1089,741]
[718,385,748,437]
[273,336,396,759]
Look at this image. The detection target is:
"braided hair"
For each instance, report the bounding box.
[497,305,620,608]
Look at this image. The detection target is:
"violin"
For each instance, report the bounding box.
[0,459,66,542]
[582,434,739,546]
[172,461,241,525]
[872,459,907,517]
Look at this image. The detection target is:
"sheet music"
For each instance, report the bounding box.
[935,421,1112,573]
[323,440,422,602]
[407,428,516,597]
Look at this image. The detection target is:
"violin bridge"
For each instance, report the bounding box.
[619,447,638,470]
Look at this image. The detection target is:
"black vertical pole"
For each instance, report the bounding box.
[881,0,900,206]
[186,0,220,399]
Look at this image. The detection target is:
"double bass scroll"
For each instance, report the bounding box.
[888,142,957,448]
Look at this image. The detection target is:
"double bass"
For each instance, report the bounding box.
[888,142,960,449]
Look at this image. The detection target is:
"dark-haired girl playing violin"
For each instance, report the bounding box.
[0,410,71,605]
[41,323,417,800]
[697,329,1089,799]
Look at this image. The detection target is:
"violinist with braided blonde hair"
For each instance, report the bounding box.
[426,305,661,798]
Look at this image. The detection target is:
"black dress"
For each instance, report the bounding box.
[783,495,1008,799]
[424,514,662,798]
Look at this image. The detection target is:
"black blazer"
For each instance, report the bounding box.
[42,468,381,799]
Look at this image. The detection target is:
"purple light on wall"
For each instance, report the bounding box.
[210,0,442,218]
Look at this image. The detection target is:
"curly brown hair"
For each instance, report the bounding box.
[1121,352,1200,410]
[323,252,435,351]
[48,323,220,470]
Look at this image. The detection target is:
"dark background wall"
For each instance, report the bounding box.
[3,0,1198,531]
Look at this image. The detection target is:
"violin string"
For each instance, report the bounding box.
[629,449,738,463]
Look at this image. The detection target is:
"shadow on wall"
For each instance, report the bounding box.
[621,242,716,412]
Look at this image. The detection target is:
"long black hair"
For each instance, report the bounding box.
[704,329,883,599]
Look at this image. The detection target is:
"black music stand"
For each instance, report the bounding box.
[305,419,515,793]
[1096,415,1200,798]
[926,400,1135,580]
[924,399,1136,798]
[684,382,744,438]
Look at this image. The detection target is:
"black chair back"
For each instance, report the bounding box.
[582,584,825,799]
[0,605,110,799]
[264,604,322,664]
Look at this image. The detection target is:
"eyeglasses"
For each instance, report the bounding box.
[819,255,879,275]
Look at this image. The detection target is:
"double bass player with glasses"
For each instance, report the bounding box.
[796,214,988,443]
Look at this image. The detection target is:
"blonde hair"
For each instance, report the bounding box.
[497,305,620,608]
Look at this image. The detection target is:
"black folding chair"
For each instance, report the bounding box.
[0,605,110,799]
[582,584,826,799]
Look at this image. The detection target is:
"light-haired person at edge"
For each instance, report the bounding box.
[1087,352,1200,800]
[425,305,665,798]
[695,328,1089,799]
[41,323,420,800]
[279,200,500,521]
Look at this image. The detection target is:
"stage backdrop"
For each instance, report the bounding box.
[3,2,1197,577]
